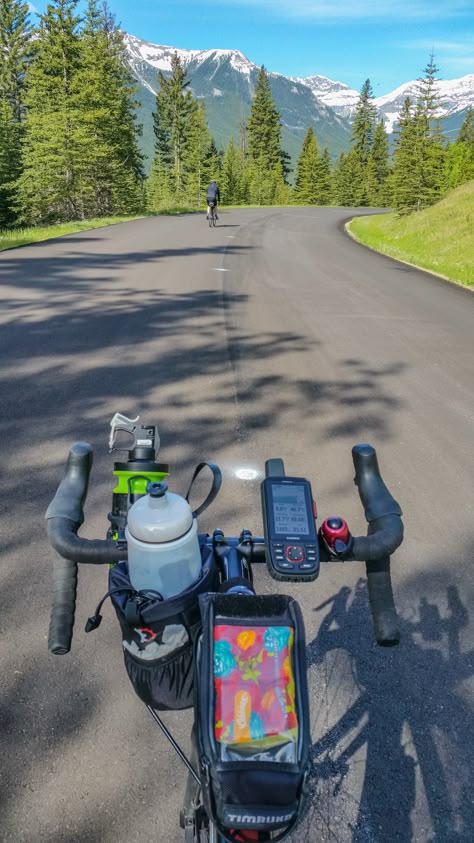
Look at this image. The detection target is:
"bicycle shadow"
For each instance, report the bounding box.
[300,578,474,842]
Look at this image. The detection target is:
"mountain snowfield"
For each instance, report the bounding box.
[124,32,474,130]
[123,32,474,169]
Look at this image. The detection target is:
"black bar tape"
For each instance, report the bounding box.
[47,519,127,565]
[351,515,404,560]
[46,442,93,526]
[365,556,400,646]
[352,444,402,522]
[48,555,78,655]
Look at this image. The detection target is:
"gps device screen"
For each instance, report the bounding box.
[262,475,320,582]
[272,484,310,536]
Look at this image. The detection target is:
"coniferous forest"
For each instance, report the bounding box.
[1,0,473,228]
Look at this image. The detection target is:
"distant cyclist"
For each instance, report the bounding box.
[206,180,220,220]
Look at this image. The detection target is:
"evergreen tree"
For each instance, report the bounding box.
[0,0,31,121]
[0,99,20,225]
[16,0,83,223]
[148,53,218,209]
[412,53,446,209]
[74,0,144,217]
[0,0,31,224]
[351,79,377,166]
[445,108,474,189]
[149,52,196,202]
[368,121,390,205]
[364,155,379,207]
[389,97,420,213]
[390,57,447,215]
[221,136,246,204]
[317,146,333,205]
[295,127,321,204]
[445,140,474,189]
[333,150,365,206]
[246,66,286,204]
[457,107,474,148]
[146,152,172,210]
[185,102,218,206]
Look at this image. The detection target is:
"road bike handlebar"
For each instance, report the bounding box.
[46,443,128,655]
[46,442,403,655]
[348,444,403,646]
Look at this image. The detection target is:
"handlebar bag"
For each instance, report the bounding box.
[109,539,218,711]
[195,592,311,841]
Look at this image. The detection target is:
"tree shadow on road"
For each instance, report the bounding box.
[0,238,411,841]
[296,573,474,843]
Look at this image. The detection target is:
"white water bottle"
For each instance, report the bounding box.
[125,482,202,598]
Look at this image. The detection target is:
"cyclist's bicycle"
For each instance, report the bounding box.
[46,415,403,843]
[208,202,218,227]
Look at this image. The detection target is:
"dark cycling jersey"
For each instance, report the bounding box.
[207,182,220,204]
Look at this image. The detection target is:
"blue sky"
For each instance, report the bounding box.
[30,1,473,93]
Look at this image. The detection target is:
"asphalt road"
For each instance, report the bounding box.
[0,208,473,843]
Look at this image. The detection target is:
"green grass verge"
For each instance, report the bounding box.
[347,181,474,288]
[0,215,148,252]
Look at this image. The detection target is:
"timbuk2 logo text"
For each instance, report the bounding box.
[225,813,293,825]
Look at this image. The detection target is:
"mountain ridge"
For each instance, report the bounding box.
[123,32,474,169]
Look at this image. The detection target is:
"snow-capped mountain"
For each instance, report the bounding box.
[123,33,353,168]
[291,72,474,132]
[123,33,474,167]
[371,75,474,133]
[124,33,256,85]
[291,75,360,117]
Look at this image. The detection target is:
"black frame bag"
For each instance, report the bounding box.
[195,592,311,842]
[110,541,218,711]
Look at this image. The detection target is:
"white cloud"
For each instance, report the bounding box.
[214,0,473,21]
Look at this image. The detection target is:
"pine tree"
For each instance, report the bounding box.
[457,107,474,148]
[220,136,246,205]
[317,147,333,205]
[0,99,20,225]
[0,0,31,224]
[246,66,286,204]
[16,0,83,224]
[185,102,218,207]
[368,121,390,206]
[0,0,31,121]
[149,52,196,202]
[412,53,446,209]
[148,54,218,209]
[389,97,420,213]
[351,79,377,166]
[295,127,321,204]
[74,0,144,217]
[146,153,172,210]
[333,150,365,206]
[445,108,474,189]
[445,140,474,189]
[364,155,379,207]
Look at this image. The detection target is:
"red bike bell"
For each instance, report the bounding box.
[320,516,350,552]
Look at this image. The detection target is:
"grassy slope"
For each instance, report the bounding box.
[347,181,474,287]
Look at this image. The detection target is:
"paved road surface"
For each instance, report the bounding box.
[0,208,473,843]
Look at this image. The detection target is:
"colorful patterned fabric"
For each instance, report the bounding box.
[214,624,298,749]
